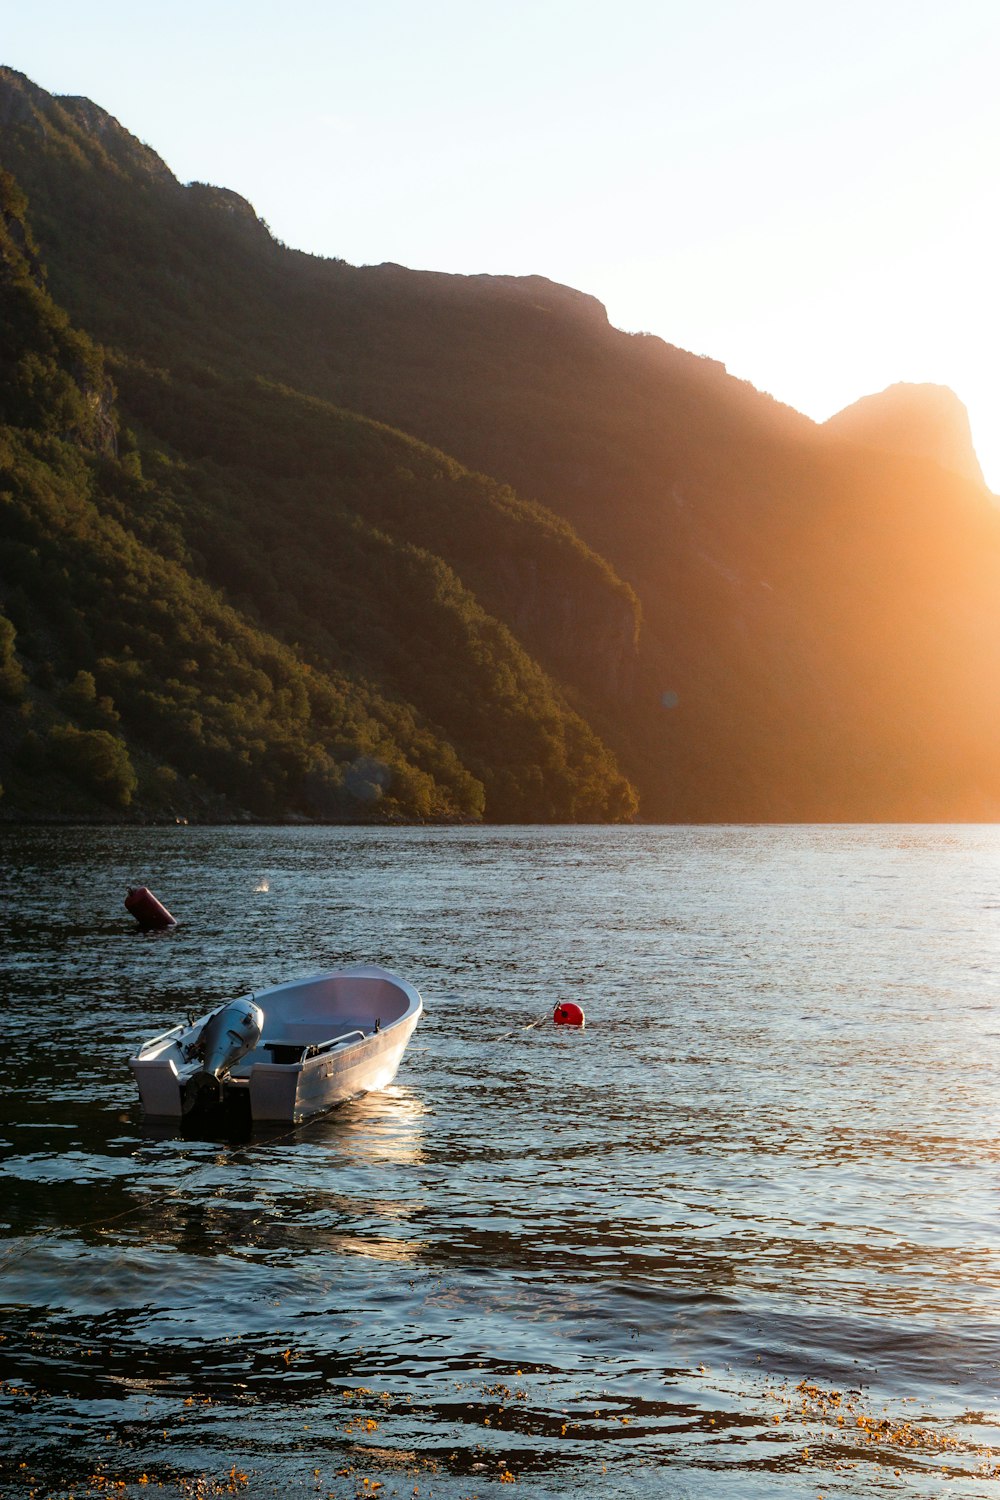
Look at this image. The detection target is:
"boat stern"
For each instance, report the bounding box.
[130,1055,184,1118]
[247,1061,305,1122]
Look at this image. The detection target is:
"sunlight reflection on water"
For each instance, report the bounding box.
[1,824,1000,1496]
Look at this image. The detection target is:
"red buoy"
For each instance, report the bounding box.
[553,1001,585,1028]
[124,886,176,929]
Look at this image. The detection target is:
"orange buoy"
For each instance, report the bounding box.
[124,886,176,929]
[553,1001,585,1028]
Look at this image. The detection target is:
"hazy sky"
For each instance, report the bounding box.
[5,1,999,484]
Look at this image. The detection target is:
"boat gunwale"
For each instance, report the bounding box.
[130,964,422,1068]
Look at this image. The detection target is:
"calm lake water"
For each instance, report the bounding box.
[1,824,999,1499]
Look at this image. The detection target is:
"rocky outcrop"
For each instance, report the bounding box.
[492,551,640,704]
[0,69,36,128]
[57,94,175,182]
[184,181,274,241]
[0,68,174,182]
[824,382,988,490]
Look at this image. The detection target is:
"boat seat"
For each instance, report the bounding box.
[262,1019,370,1044]
[263,1042,308,1064]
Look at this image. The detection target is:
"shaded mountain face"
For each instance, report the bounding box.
[3,64,1000,820]
[0,85,637,822]
[823,383,987,489]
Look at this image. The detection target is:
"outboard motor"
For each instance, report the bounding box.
[183,998,264,1114]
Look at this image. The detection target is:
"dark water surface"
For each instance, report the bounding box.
[1,825,999,1498]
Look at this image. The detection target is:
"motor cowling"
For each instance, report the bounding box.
[199,1000,264,1079]
[182,999,264,1115]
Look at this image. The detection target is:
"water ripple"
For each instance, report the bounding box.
[2,825,1000,1496]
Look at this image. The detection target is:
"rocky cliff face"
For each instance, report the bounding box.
[0,68,40,129]
[492,551,639,704]
[0,68,273,241]
[823,382,988,490]
[58,93,176,182]
[0,68,174,182]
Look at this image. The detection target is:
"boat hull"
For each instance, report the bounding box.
[246,1011,420,1121]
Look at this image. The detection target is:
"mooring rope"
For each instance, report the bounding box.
[487,1009,552,1043]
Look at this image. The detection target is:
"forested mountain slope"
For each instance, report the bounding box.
[3,64,1000,820]
[0,138,636,821]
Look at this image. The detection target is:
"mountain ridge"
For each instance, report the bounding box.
[823,382,987,490]
[0,120,638,822]
[3,64,1000,820]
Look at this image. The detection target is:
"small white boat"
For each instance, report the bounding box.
[130,963,422,1124]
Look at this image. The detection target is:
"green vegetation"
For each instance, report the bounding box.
[46,723,137,807]
[0,612,26,700]
[0,94,637,822]
[6,63,1000,820]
